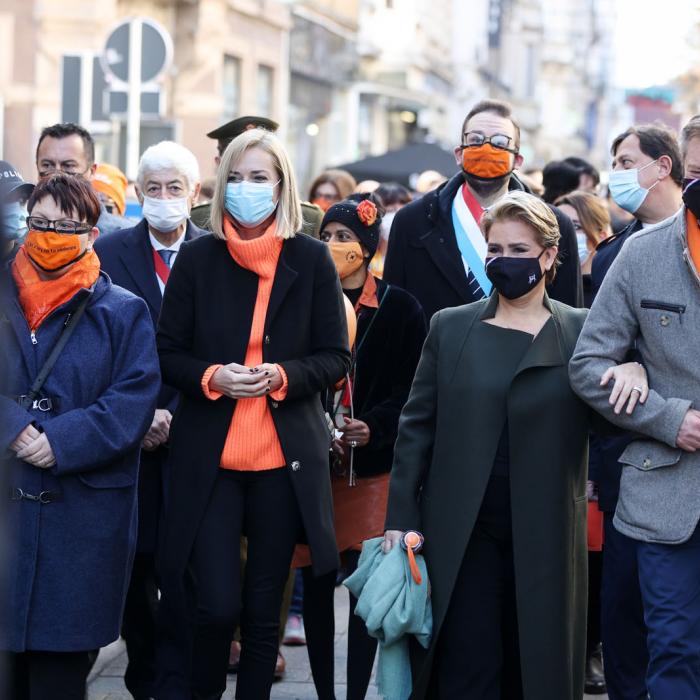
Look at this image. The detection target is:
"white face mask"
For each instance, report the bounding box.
[142,196,189,233]
[380,211,396,241]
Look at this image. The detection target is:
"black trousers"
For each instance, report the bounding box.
[8,650,96,700]
[430,476,523,699]
[159,467,302,700]
[122,551,159,699]
[302,550,378,700]
[122,447,165,699]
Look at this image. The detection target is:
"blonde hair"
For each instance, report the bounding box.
[555,190,611,248]
[481,190,560,283]
[210,128,302,240]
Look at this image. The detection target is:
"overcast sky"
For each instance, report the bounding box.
[614,0,699,89]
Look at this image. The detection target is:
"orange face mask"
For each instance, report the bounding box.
[313,197,333,212]
[328,242,364,279]
[24,229,87,272]
[461,144,513,180]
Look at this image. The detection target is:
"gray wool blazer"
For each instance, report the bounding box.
[570,206,700,544]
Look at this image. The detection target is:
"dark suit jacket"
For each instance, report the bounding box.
[383,172,583,322]
[95,218,207,413]
[155,233,351,591]
[95,218,207,550]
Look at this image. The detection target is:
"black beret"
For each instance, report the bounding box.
[207,116,279,142]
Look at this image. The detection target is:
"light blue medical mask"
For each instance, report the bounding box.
[2,200,25,240]
[608,160,659,214]
[576,232,589,262]
[224,180,279,227]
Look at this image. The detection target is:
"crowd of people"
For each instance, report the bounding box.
[1,97,700,700]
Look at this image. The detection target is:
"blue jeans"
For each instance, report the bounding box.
[289,569,304,617]
[638,521,700,700]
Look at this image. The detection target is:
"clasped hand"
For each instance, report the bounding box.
[210,362,283,400]
[10,424,56,469]
[600,362,648,415]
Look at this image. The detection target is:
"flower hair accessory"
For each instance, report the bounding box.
[356,199,378,227]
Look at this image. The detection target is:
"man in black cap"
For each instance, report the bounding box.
[0,160,34,261]
[191,116,323,238]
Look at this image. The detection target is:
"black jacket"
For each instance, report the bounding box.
[155,233,351,585]
[340,278,426,477]
[383,172,583,322]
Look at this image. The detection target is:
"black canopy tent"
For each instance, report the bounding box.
[333,141,459,188]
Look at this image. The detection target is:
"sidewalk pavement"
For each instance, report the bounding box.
[88,587,381,700]
[87,588,607,700]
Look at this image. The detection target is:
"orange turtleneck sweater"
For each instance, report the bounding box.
[200,219,289,471]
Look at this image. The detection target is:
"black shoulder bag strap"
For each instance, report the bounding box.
[18,294,91,410]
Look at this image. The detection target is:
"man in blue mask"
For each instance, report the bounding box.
[0,160,34,261]
[594,125,682,292]
[587,125,682,700]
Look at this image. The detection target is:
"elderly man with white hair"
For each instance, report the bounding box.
[94,140,206,700]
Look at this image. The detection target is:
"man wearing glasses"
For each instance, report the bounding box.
[384,99,582,322]
[35,123,130,236]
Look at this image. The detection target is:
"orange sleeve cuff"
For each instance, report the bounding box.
[269,364,288,401]
[201,364,224,400]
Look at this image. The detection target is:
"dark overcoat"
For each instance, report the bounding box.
[0,272,160,651]
[155,232,351,597]
[95,218,207,550]
[383,172,583,322]
[347,278,427,476]
[385,293,589,700]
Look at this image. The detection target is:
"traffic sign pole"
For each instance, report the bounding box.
[126,19,142,180]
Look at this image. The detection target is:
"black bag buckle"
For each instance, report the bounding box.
[15,396,53,411]
[10,487,61,504]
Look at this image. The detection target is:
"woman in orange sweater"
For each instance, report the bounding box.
[155,129,351,699]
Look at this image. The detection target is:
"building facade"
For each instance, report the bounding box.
[0,0,290,179]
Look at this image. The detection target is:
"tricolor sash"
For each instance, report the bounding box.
[451,184,492,296]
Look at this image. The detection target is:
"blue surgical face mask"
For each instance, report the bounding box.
[576,232,589,262]
[225,180,279,227]
[608,159,659,214]
[2,200,25,240]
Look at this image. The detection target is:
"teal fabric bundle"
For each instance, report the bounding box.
[344,537,432,700]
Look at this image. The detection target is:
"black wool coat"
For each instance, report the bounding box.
[383,172,583,322]
[386,293,589,700]
[343,278,427,476]
[155,233,351,589]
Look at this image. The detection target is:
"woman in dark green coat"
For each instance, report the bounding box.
[383,191,647,700]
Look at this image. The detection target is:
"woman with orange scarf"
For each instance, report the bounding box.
[155,129,350,699]
[0,174,160,699]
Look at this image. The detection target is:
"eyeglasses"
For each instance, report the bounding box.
[37,165,90,178]
[27,216,92,235]
[462,132,517,152]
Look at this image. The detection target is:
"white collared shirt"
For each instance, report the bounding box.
[149,231,186,294]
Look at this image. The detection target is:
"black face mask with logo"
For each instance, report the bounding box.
[683,178,700,220]
[485,251,546,300]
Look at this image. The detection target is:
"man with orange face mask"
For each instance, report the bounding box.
[384,99,583,321]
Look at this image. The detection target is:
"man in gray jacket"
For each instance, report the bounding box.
[570,114,700,700]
